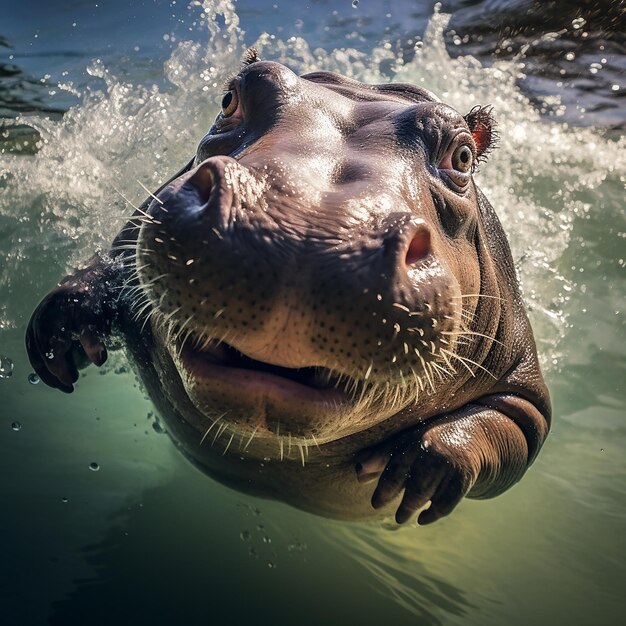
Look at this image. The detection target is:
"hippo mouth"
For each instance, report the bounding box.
[177,335,352,413]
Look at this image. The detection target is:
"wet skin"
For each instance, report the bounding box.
[26,56,551,523]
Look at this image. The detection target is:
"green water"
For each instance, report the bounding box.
[1,2,624,624]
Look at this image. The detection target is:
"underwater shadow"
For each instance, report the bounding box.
[47,472,474,626]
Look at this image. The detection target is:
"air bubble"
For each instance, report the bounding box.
[352,0,359,7]
[11,421,21,431]
[0,356,14,379]
[28,373,40,385]
[287,540,307,552]
[89,462,100,472]
[240,531,251,541]
[152,420,166,434]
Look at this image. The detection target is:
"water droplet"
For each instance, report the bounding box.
[61,497,68,503]
[240,531,251,541]
[564,52,575,61]
[11,421,21,431]
[0,356,14,379]
[89,462,100,472]
[267,561,276,569]
[28,373,40,385]
[262,535,272,544]
[151,420,166,434]
[86,59,106,78]
[352,0,359,8]
[571,17,586,30]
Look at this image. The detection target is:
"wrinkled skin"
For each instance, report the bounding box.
[26,58,551,524]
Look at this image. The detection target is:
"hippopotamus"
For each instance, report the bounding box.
[26,52,551,524]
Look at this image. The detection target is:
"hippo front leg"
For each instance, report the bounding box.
[25,253,124,392]
[356,395,550,525]
[25,161,192,393]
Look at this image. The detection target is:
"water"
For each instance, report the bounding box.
[0,354,13,378]
[1,1,624,624]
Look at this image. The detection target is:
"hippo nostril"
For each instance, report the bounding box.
[187,163,214,204]
[405,226,431,266]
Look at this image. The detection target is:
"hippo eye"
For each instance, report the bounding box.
[221,89,239,117]
[451,144,473,173]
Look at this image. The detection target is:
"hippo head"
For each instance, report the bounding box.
[135,56,499,458]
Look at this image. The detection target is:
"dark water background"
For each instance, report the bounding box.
[1,1,625,625]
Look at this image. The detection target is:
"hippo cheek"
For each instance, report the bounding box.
[305,261,462,390]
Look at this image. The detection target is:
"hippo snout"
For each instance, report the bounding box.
[137,154,457,387]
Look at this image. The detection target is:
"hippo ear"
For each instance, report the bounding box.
[464,105,498,161]
[242,47,260,66]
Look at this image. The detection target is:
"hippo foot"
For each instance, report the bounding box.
[26,259,114,392]
[355,421,480,525]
